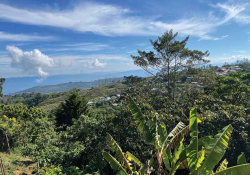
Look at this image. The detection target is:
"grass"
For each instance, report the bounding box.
[0,153,36,175]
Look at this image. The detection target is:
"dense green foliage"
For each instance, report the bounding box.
[1,31,250,174]
[0,67,249,175]
[104,103,250,175]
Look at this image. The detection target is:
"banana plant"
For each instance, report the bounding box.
[127,96,189,174]
[102,133,147,175]
[186,108,250,175]
[103,96,189,174]
[104,96,250,174]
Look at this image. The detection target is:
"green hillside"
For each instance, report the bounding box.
[38,82,127,111]
[1,82,127,112]
[14,78,122,94]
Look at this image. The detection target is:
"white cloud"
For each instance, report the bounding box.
[215,2,250,24]
[210,54,249,64]
[50,54,130,68]
[89,59,106,68]
[0,2,153,36]
[0,31,55,41]
[213,35,228,40]
[0,2,240,40]
[231,54,248,60]
[6,45,54,81]
[0,51,141,77]
[76,54,130,62]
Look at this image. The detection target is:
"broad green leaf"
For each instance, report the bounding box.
[106,134,131,172]
[216,159,228,172]
[127,95,145,133]
[102,152,128,175]
[168,122,187,139]
[187,108,199,172]
[154,115,161,150]
[126,152,142,167]
[138,164,148,174]
[214,164,250,175]
[158,123,167,146]
[237,152,247,165]
[198,136,212,149]
[127,96,152,143]
[169,134,185,175]
[163,151,171,171]
[198,125,233,175]
[179,136,211,171]
[189,108,200,132]
[189,149,205,175]
[172,134,185,165]
[160,122,187,155]
[196,148,205,169]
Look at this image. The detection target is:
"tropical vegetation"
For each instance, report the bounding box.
[0,30,249,174]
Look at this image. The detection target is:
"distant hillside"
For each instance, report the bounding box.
[15,78,122,94]
[1,81,128,112]
[3,69,149,94]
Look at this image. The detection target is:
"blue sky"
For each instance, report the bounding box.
[0,0,250,80]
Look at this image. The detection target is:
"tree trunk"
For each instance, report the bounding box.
[1,129,10,153]
[173,73,176,102]
[37,160,40,175]
[167,60,172,100]
[0,156,5,175]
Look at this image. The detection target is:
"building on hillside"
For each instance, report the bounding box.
[186,77,193,82]
[112,103,118,106]
[216,65,243,76]
[116,94,121,98]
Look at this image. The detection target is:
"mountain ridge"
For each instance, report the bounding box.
[13,77,123,94]
[3,69,149,94]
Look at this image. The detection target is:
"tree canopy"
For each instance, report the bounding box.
[131,30,210,99]
[55,89,89,128]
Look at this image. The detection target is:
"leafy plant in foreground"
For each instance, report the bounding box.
[186,108,250,175]
[103,96,250,175]
[103,96,189,174]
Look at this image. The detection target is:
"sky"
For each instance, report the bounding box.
[0,0,250,81]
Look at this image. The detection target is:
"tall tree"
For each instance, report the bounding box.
[0,78,5,97]
[55,90,89,128]
[131,30,210,99]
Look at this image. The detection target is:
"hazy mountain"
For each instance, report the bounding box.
[14,78,122,94]
[3,69,149,94]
